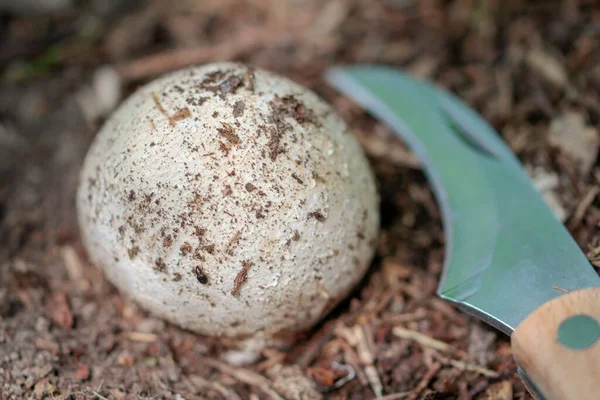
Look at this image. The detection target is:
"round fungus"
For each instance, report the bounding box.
[76,62,379,357]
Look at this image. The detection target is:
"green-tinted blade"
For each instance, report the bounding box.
[325,65,600,334]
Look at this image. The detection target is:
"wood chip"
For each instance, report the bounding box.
[526,47,568,89]
[293,320,336,368]
[494,68,513,120]
[353,325,383,398]
[355,134,421,169]
[204,358,284,400]
[380,391,412,400]
[484,380,513,400]
[45,292,74,329]
[408,362,441,400]
[387,309,428,325]
[392,327,451,352]
[124,331,158,342]
[187,374,242,400]
[334,324,359,347]
[61,246,83,282]
[337,337,369,386]
[72,363,90,381]
[433,353,499,378]
[571,186,600,227]
[34,337,59,352]
[266,364,323,400]
[117,352,134,367]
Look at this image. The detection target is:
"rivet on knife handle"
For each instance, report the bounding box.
[512,288,600,400]
[324,65,600,400]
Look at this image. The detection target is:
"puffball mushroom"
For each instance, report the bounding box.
[77,62,379,351]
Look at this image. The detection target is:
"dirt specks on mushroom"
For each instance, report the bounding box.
[266,95,316,162]
[231,260,253,296]
[291,173,304,184]
[217,122,240,145]
[151,93,170,123]
[308,211,326,222]
[151,93,191,126]
[186,96,208,107]
[272,95,315,125]
[244,68,256,91]
[154,258,167,273]
[76,62,379,346]
[180,242,193,256]
[268,127,283,162]
[219,75,243,95]
[222,184,233,197]
[200,69,245,97]
[195,266,208,284]
[171,107,191,122]
[232,100,245,118]
[128,246,140,260]
[226,230,241,256]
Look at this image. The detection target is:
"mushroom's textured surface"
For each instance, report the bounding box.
[77,62,379,341]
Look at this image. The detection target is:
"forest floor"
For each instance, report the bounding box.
[1,0,600,399]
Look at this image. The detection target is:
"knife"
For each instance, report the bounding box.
[324,65,600,400]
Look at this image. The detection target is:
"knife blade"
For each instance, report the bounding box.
[324,64,600,400]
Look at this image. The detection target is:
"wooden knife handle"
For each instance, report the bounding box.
[511,287,600,400]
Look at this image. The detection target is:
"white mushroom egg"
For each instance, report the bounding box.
[76,62,379,350]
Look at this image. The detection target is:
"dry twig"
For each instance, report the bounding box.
[204,357,284,400]
[123,331,158,342]
[392,327,451,352]
[354,325,383,399]
[570,186,599,227]
[433,353,499,378]
[408,362,441,400]
[187,375,242,400]
[116,27,268,81]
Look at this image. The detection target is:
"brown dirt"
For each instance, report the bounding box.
[2,0,600,399]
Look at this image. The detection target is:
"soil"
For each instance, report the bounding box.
[2,0,600,399]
